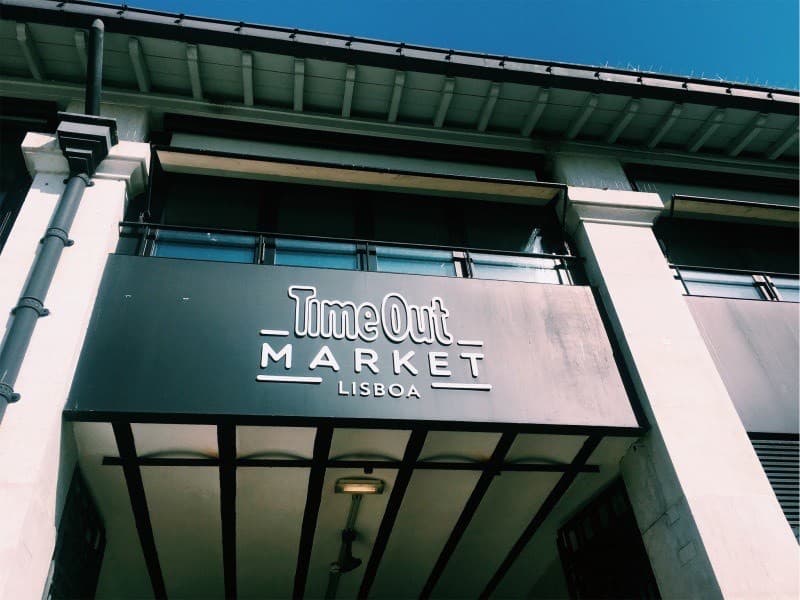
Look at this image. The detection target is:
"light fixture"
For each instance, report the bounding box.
[334,477,385,495]
[325,477,386,598]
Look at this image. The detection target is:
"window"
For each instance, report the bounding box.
[152,230,257,264]
[771,276,800,303]
[132,226,582,284]
[274,239,359,271]
[374,246,458,277]
[679,269,764,300]
[674,266,799,303]
[471,253,570,285]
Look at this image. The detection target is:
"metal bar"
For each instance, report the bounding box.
[112,422,167,599]
[241,51,254,106]
[669,263,799,279]
[565,93,598,139]
[102,455,600,473]
[342,64,357,118]
[606,98,640,144]
[520,88,550,137]
[647,103,683,149]
[480,435,602,598]
[477,82,500,132]
[218,424,237,600]
[433,78,455,128]
[128,37,151,93]
[293,425,333,599]
[728,113,767,157]
[766,120,800,160]
[293,58,305,112]
[357,430,427,599]
[186,44,203,101]
[85,19,104,115]
[387,70,405,123]
[419,432,516,599]
[15,23,44,81]
[686,108,726,153]
[74,29,88,76]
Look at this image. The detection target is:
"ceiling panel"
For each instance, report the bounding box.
[305,467,399,598]
[253,71,294,107]
[132,423,218,457]
[419,431,501,462]
[491,436,635,598]
[142,54,192,95]
[506,434,587,465]
[197,43,241,68]
[490,97,530,130]
[238,467,309,598]
[432,471,560,598]
[73,422,152,600]
[27,22,75,46]
[352,80,393,117]
[142,466,224,599]
[237,425,316,459]
[369,469,480,598]
[329,428,410,461]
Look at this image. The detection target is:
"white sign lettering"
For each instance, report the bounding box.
[257,285,492,397]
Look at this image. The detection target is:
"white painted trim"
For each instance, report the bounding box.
[21,133,149,197]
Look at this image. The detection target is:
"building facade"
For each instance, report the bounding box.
[0,1,797,598]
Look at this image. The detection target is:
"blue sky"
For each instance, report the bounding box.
[131,0,799,89]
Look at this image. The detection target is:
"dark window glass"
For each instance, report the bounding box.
[680,269,762,300]
[375,246,457,277]
[275,238,359,270]
[471,253,567,284]
[152,230,256,263]
[772,276,800,302]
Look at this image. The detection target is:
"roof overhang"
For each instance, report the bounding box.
[1,0,797,169]
[669,194,799,227]
[156,146,564,203]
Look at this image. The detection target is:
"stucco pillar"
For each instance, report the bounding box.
[0,129,148,599]
[554,155,798,599]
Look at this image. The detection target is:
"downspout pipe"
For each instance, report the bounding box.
[0,19,117,423]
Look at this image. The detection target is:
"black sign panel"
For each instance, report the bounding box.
[67,255,639,428]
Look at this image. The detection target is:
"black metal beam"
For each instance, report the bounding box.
[293,425,333,599]
[218,424,237,600]
[480,435,602,598]
[67,410,645,438]
[419,432,516,599]
[112,422,167,600]
[102,455,600,474]
[357,430,427,599]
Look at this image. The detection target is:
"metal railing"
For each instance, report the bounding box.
[119,221,585,285]
[671,263,799,303]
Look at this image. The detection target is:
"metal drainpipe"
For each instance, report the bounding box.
[0,19,112,423]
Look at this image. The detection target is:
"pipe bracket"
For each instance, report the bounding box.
[62,174,93,186]
[41,227,74,247]
[0,382,20,404]
[12,297,50,317]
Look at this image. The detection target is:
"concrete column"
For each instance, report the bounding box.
[554,155,799,599]
[0,131,148,599]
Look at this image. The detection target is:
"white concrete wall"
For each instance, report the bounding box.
[0,126,148,599]
[555,154,799,599]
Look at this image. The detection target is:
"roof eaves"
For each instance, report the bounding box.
[1,0,798,116]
